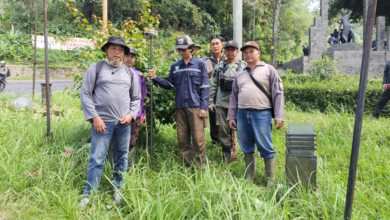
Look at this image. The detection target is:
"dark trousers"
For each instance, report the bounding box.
[209,110,219,143]
[373,90,390,117]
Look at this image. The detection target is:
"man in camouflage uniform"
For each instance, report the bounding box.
[209,40,246,164]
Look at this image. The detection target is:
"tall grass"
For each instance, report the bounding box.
[0,92,389,219]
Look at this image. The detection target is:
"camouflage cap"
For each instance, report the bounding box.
[175,35,194,49]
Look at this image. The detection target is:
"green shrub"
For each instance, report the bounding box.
[281,74,389,117]
[307,55,339,81]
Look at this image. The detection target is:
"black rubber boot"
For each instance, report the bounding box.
[223,149,232,164]
[244,153,255,181]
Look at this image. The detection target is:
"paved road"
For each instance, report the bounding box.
[2,80,74,95]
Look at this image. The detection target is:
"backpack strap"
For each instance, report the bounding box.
[92,61,104,95]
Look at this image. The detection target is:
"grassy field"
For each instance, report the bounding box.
[0,92,389,219]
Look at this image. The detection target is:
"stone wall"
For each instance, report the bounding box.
[331,51,388,78]
[7,65,84,78]
[282,56,311,74]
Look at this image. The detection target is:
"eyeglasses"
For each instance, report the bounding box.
[177,49,187,53]
[225,48,237,52]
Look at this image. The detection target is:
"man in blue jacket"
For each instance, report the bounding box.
[148,35,210,169]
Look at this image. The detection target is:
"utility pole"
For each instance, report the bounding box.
[103,0,107,32]
[253,0,256,41]
[33,1,38,98]
[233,0,242,59]
[43,0,51,138]
[344,0,377,219]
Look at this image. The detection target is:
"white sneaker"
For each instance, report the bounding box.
[113,193,123,204]
[79,197,90,209]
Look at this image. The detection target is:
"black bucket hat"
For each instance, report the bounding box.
[101,36,130,54]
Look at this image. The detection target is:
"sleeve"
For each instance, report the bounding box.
[269,65,284,121]
[383,61,389,85]
[199,62,210,110]
[153,66,175,90]
[140,76,148,116]
[80,63,99,121]
[129,70,141,121]
[209,65,219,104]
[227,75,239,121]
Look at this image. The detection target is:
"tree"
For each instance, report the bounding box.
[269,0,282,66]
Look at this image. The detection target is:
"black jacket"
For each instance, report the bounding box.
[383,60,390,85]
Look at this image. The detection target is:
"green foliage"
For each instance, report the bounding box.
[281,73,389,116]
[307,55,339,81]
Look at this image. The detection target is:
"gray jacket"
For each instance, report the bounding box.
[80,62,141,123]
[227,62,284,122]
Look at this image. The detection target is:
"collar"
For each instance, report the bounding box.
[224,59,241,65]
[243,61,266,71]
[209,52,226,63]
[177,55,197,66]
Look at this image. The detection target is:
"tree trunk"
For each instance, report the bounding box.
[269,0,282,66]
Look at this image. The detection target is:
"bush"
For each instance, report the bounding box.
[307,55,339,81]
[281,74,390,117]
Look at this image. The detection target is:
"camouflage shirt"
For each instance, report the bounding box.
[209,59,246,109]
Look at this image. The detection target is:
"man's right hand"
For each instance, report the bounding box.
[148,70,157,79]
[208,103,216,112]
[383,84,388,92]
[229,120,236,129]
[93,116,106,134]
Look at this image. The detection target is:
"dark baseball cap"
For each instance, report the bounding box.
[101,36,130,54]
[240,41,260,52]
[127,46,136,55]
[175,35,194,49]
[224,40,239,49]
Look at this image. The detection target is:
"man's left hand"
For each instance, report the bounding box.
[275,121,284,130]
[120,115,133,126]
[199,110,207,118]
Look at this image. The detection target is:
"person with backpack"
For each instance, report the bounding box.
[148,35,210,170]
[227,41,284,189]
[107,46,147,171]
[208,40,246,164]
[79,36,141,208]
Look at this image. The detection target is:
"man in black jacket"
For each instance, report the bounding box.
[373,60,390,118]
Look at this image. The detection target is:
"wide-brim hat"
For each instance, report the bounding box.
[175,35,194,50]
[101,36,130,54]
[240,41,260,52]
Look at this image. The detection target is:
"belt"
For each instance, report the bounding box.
[242,108,271,112]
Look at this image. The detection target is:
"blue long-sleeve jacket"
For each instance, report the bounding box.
[154,56,210,110]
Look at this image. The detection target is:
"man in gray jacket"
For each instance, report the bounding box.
[227,41,284,189]
[79,36,141,207]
